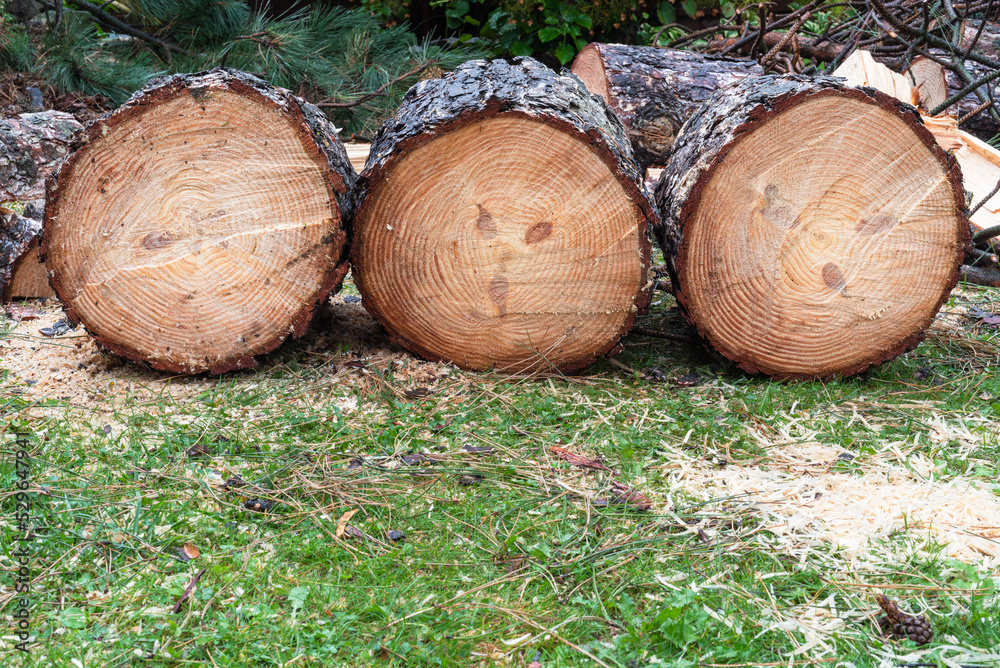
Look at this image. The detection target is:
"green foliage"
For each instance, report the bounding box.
[0,15,36,71]
[1,1,478,135]
[33,13,159,103]
[383,0,653,66]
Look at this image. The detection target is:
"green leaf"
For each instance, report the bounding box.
[577,14,593,29]
[510,41,533,57]
[453,0,469,14]
[60,607,87,629]
[538,26,563,43]
[722,2,736,18]
[288,586,309,611]
[681,0,698,18]
[554,42,576,65]
[657,1,676,24]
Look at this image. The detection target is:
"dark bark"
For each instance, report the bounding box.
[0,111,83,205]
[353,57,655,373]
[571,44,762,170]
[653,74,967,379]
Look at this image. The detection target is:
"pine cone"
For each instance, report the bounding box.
[875,594,933,645]
[901,613,933,645]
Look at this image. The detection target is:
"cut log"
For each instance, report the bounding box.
[654,75,968,379]
[0,111,83,206]
[571,44,762,170]
[352,57,654,374]
[41,69,355,374]
[1,208,52,301]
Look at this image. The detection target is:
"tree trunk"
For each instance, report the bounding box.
[654,75,968,380]
[0,111,83,207]
[352,57,654,374]
[571,44,762,170]
[41,69,355,374]
[1,208,52,301]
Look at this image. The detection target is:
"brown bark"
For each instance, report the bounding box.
[41,69,355,374]
[353,57,654,374]
[571,44,762,170]
[653,74,968,379]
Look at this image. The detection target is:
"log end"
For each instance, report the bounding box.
[41,69,355,375]
[659,78,968,379]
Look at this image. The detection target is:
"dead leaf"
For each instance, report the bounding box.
[244,498,275,513]
[596,482,653,511]
[643,367,667,382]
[343,525,366,540]
[180,543,200,560]
[404,387,432,398]
[402,453,426,466]
[186,443,212,458]
[550,446,609,471]
[336,508,359,538]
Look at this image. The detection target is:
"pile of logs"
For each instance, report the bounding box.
[2,44,992,379]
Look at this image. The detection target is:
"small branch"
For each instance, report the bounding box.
[971,178,1000,218]
[630,325,698,344]
[966,246,999,266]
[973,222,1000,244]
[50,0,191,59]
[314,63,432,109]
[960,263,1000,287]
[929,66,1000,117]
[172,568,207,614]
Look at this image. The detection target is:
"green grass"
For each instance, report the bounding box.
[2,282,1000,667]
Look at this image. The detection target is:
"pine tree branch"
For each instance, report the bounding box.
[40,0,192,60]
[314,63,432,109]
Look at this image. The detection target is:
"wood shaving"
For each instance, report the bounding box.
[663,441,1000,563]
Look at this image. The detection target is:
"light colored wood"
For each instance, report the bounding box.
[355,116,646,373]
[680,95,961,376]
[345,143,370,172]
[8,238,52,299]
[44,73,352,374]
[907,56,949,113]
[832,50,917,106]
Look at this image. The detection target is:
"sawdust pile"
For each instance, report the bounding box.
[0,295,442,409]
[663,442,1000,562]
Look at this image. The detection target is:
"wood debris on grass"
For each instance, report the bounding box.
[0,295,453,409]
[660,441,1000,563]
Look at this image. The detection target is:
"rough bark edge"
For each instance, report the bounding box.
[573,43,763,169]
[40,68,357,375]
[0,111,83,203]
[1,213,42,303]
[654,74,969,380]
[352,57,655,374]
